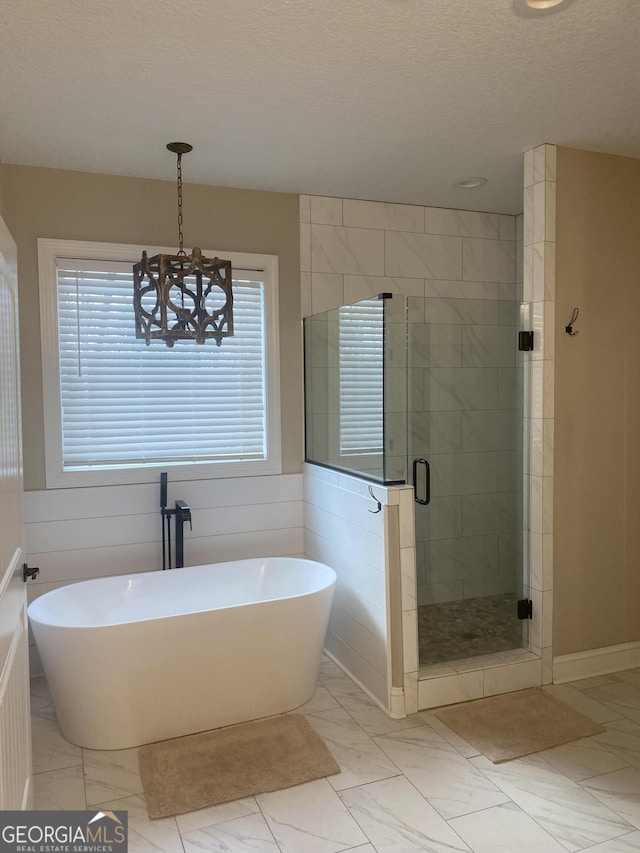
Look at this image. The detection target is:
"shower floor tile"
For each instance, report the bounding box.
[418,593,525,666]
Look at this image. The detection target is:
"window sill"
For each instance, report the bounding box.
[45,457,282,489]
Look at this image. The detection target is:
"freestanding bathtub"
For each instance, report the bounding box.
[28,557,336,750]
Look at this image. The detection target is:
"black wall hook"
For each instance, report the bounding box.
[368,485,382,514]
[565,307,580,336]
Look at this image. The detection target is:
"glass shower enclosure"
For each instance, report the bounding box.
[304,291,528,667]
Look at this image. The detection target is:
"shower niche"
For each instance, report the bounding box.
[304,291,529,668]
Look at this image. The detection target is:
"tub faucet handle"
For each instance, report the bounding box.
[175,500,192,530]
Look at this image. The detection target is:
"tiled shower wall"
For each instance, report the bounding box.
[300,196,519,607]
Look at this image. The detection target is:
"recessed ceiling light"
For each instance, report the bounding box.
[456,177,487,189]
[514,0,573,16]
[526,0,566,7]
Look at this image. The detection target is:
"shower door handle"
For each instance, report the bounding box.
[412,458,431,505]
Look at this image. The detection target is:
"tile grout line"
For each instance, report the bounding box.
[470,749,638,848]
[30,672,640,850]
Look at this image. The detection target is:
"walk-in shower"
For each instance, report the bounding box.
[304,291,528,668]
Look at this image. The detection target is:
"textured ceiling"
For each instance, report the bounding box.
[1,0,639,213]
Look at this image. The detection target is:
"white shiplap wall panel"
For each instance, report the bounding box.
[173,474,303,508]
[192,501,303,537]
[26,513,159,553]
[304,529,386,607]
[24,482,160,523]
[329,599,387,675]
[303,474,385,537]
[325,633,389,707]
[331,580,387,639]
[23,474,303,522]
[304,502,385,572]
[25,542,162,584]
[303,463,392,708]
[27,527,305,589]
[26,502,302,559]
[178,528,304,566]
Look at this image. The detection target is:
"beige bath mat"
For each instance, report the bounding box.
[434,687,604,763]
[138,714,340,819]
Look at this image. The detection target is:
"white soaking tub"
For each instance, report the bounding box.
[28,557,336,750]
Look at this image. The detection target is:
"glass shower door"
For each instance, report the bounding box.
[404,292,528,666]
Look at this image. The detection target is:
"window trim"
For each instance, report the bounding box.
[38,238,282,488]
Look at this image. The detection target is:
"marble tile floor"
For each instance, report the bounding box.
[418,594,526,666]
[31,660,640,853]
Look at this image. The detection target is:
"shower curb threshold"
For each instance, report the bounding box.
[419,649,539,680]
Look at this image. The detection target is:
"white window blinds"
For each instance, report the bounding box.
[56,259,268,470]
[338,299,384,455]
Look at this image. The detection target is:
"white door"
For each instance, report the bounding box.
[0,214,32,809]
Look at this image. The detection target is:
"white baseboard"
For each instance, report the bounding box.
[323,648,399,718]
[389,687,406,719]
[553,640,640,684]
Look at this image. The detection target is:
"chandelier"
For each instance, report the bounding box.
[133,143,234,347]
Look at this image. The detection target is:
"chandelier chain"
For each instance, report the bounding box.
[176,152,185,256]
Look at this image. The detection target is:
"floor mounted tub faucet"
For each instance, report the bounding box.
[160,472,193,569]
[174,500,192,569]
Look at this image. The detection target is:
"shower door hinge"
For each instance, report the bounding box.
[518,331,534,351]
[517,598,533,620]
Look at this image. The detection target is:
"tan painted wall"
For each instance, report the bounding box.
[554,147,640,656]
[0,164,301,491]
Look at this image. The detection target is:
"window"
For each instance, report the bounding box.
[338,299,384,456]
[39,239,281,487]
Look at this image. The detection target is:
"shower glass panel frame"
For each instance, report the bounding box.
[303,293,404,485]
